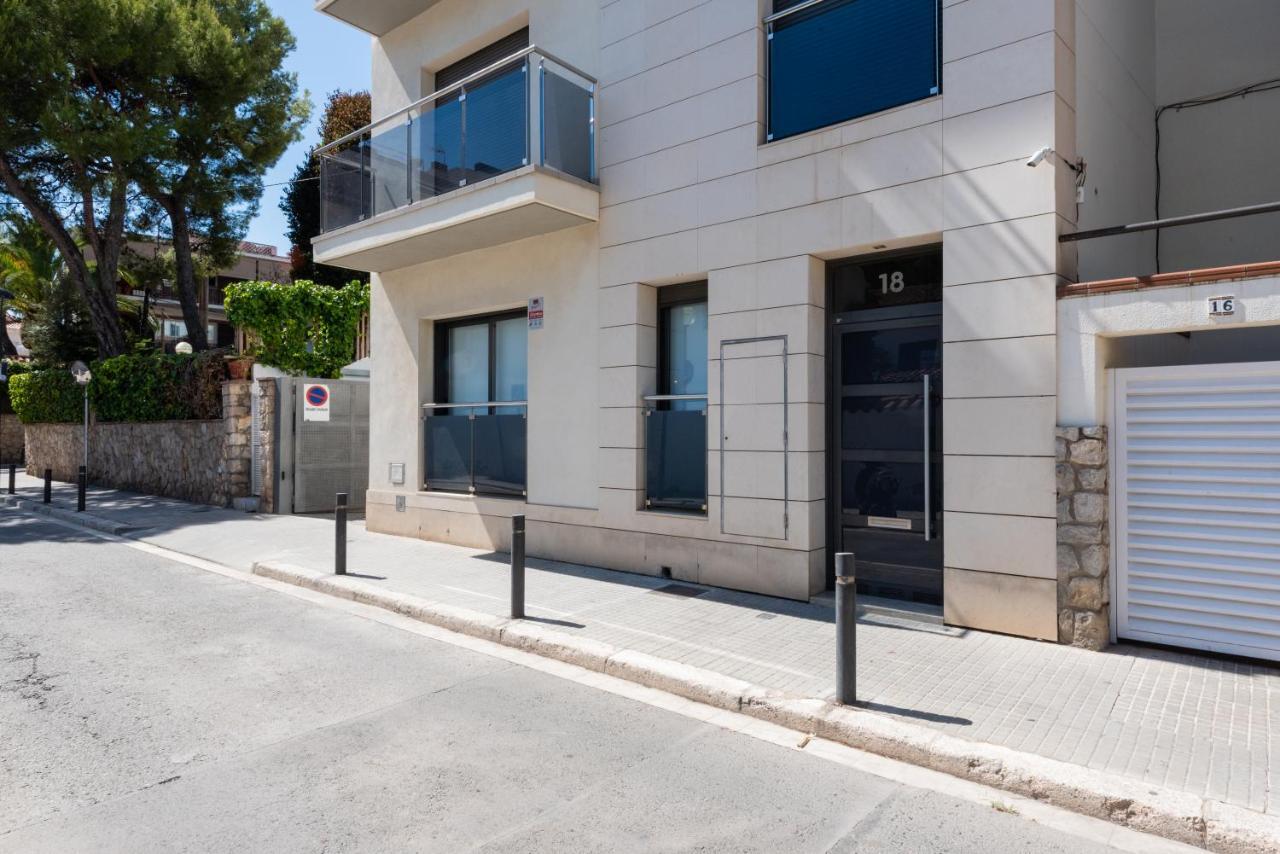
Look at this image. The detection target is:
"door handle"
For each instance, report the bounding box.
[923,374,931,542]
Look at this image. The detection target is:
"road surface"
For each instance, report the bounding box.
[0,512,1177,852]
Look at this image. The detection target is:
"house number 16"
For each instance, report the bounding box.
[879,271,906,294]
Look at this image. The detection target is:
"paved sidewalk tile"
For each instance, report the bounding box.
[6,473,1280,816]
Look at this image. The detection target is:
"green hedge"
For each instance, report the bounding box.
[1,360,31,414]
[8,355,224,424]
[8,369,82,423]
[90,353,224,422]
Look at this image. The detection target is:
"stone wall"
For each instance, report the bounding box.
[0,413,22,465]
[223,381,253,502]
[1056,427,1110,650]
[22,380,256,507]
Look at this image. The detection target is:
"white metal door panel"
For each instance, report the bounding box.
[1113,361,1280,661]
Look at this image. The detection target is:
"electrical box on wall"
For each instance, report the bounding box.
[389,462,406,484]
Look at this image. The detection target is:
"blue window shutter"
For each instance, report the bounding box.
[768,0,940,141]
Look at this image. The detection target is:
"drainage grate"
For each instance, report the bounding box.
[650,583,706,599]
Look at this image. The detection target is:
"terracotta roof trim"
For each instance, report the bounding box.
[1058,260,1280,298]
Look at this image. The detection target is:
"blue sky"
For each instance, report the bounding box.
[246,2,372,253]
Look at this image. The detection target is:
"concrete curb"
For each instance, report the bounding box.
[2,495,133,536]
[252,559,1278,853]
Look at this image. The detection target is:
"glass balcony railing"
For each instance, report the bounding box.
[423,401,527,497]
[644,395,708,513]
[319,47,596,233]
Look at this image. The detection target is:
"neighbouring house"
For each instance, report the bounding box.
[311,0,1280,663]
[115,239,292,352]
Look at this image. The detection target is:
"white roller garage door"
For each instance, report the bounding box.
[1113,361,1280,661]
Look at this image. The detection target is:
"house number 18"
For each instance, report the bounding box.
[879,271,906,294]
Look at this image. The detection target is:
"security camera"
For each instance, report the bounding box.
[1026,147,1051,168]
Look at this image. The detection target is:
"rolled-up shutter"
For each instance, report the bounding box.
[435,27,530,97]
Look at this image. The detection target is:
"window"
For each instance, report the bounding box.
[658,285,708,410]
[162,320,218,343]
[422,28,531,197]
[425,311,528,496]
[646,283,708,512]
[766,0,940,142]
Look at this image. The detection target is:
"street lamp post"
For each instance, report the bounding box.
[0,287,12,470]
[70,361,92,475]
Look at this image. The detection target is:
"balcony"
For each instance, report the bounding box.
[313,47,598,273]
[423,402,527,497]
[315,0,439,37]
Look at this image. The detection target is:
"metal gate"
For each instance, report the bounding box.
[277,377,370,514]
[1113,361,1280,661]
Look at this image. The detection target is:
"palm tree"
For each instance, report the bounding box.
[0,212,96,363]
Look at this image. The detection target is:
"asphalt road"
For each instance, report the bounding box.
[0,511,1156,853]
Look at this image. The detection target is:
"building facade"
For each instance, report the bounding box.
[313,0,1280,660]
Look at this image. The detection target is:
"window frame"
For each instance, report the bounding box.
[433,308,528,412]
[764,0,943,143]
[656,282,708,411]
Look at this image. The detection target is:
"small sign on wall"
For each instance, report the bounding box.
[1208,295,1236,318]
[303,383,330,422]
[528,296,544,330]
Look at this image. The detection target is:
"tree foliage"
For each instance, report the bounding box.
[0,213,99,366]
[0,0,161,357]
[281,90,371,287]
[224,279,369,378]
[0,0,307,357]
[135,0,308,351]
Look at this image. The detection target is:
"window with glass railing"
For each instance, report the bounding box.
[424,311,528,496]
[645,284,708,513]
[766,0,940,142]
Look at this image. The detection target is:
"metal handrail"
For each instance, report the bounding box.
[423,401,528,410]
[763,0,832,25]
[317,45,596,157]
[642,394,708,403]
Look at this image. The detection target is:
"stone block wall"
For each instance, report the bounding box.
[223,381,253,501]
[0,413,22,465]
[257,379,278,513]
[1056,427,1110,650]
[22,380,256,507]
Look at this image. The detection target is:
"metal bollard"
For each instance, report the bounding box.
[7,463,13,495]
[77,466,86,512]
[43,468,52,504]
[835,552,857,706]
[334,493,348,575]
[510,514,525,619]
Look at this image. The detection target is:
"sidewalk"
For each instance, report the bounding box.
[5,473,1279,846]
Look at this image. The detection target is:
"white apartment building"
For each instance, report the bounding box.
[312,0,1280,661]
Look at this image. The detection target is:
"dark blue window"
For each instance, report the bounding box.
[767,0,940,142]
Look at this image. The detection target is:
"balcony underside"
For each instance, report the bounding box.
[312,166,598,274]
[314,0,440,36]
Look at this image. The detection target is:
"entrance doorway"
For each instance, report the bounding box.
[828,248,943,604]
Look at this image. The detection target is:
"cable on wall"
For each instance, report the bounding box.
[1154,77,1280,272]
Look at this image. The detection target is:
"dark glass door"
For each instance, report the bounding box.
[833,310,942,604]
